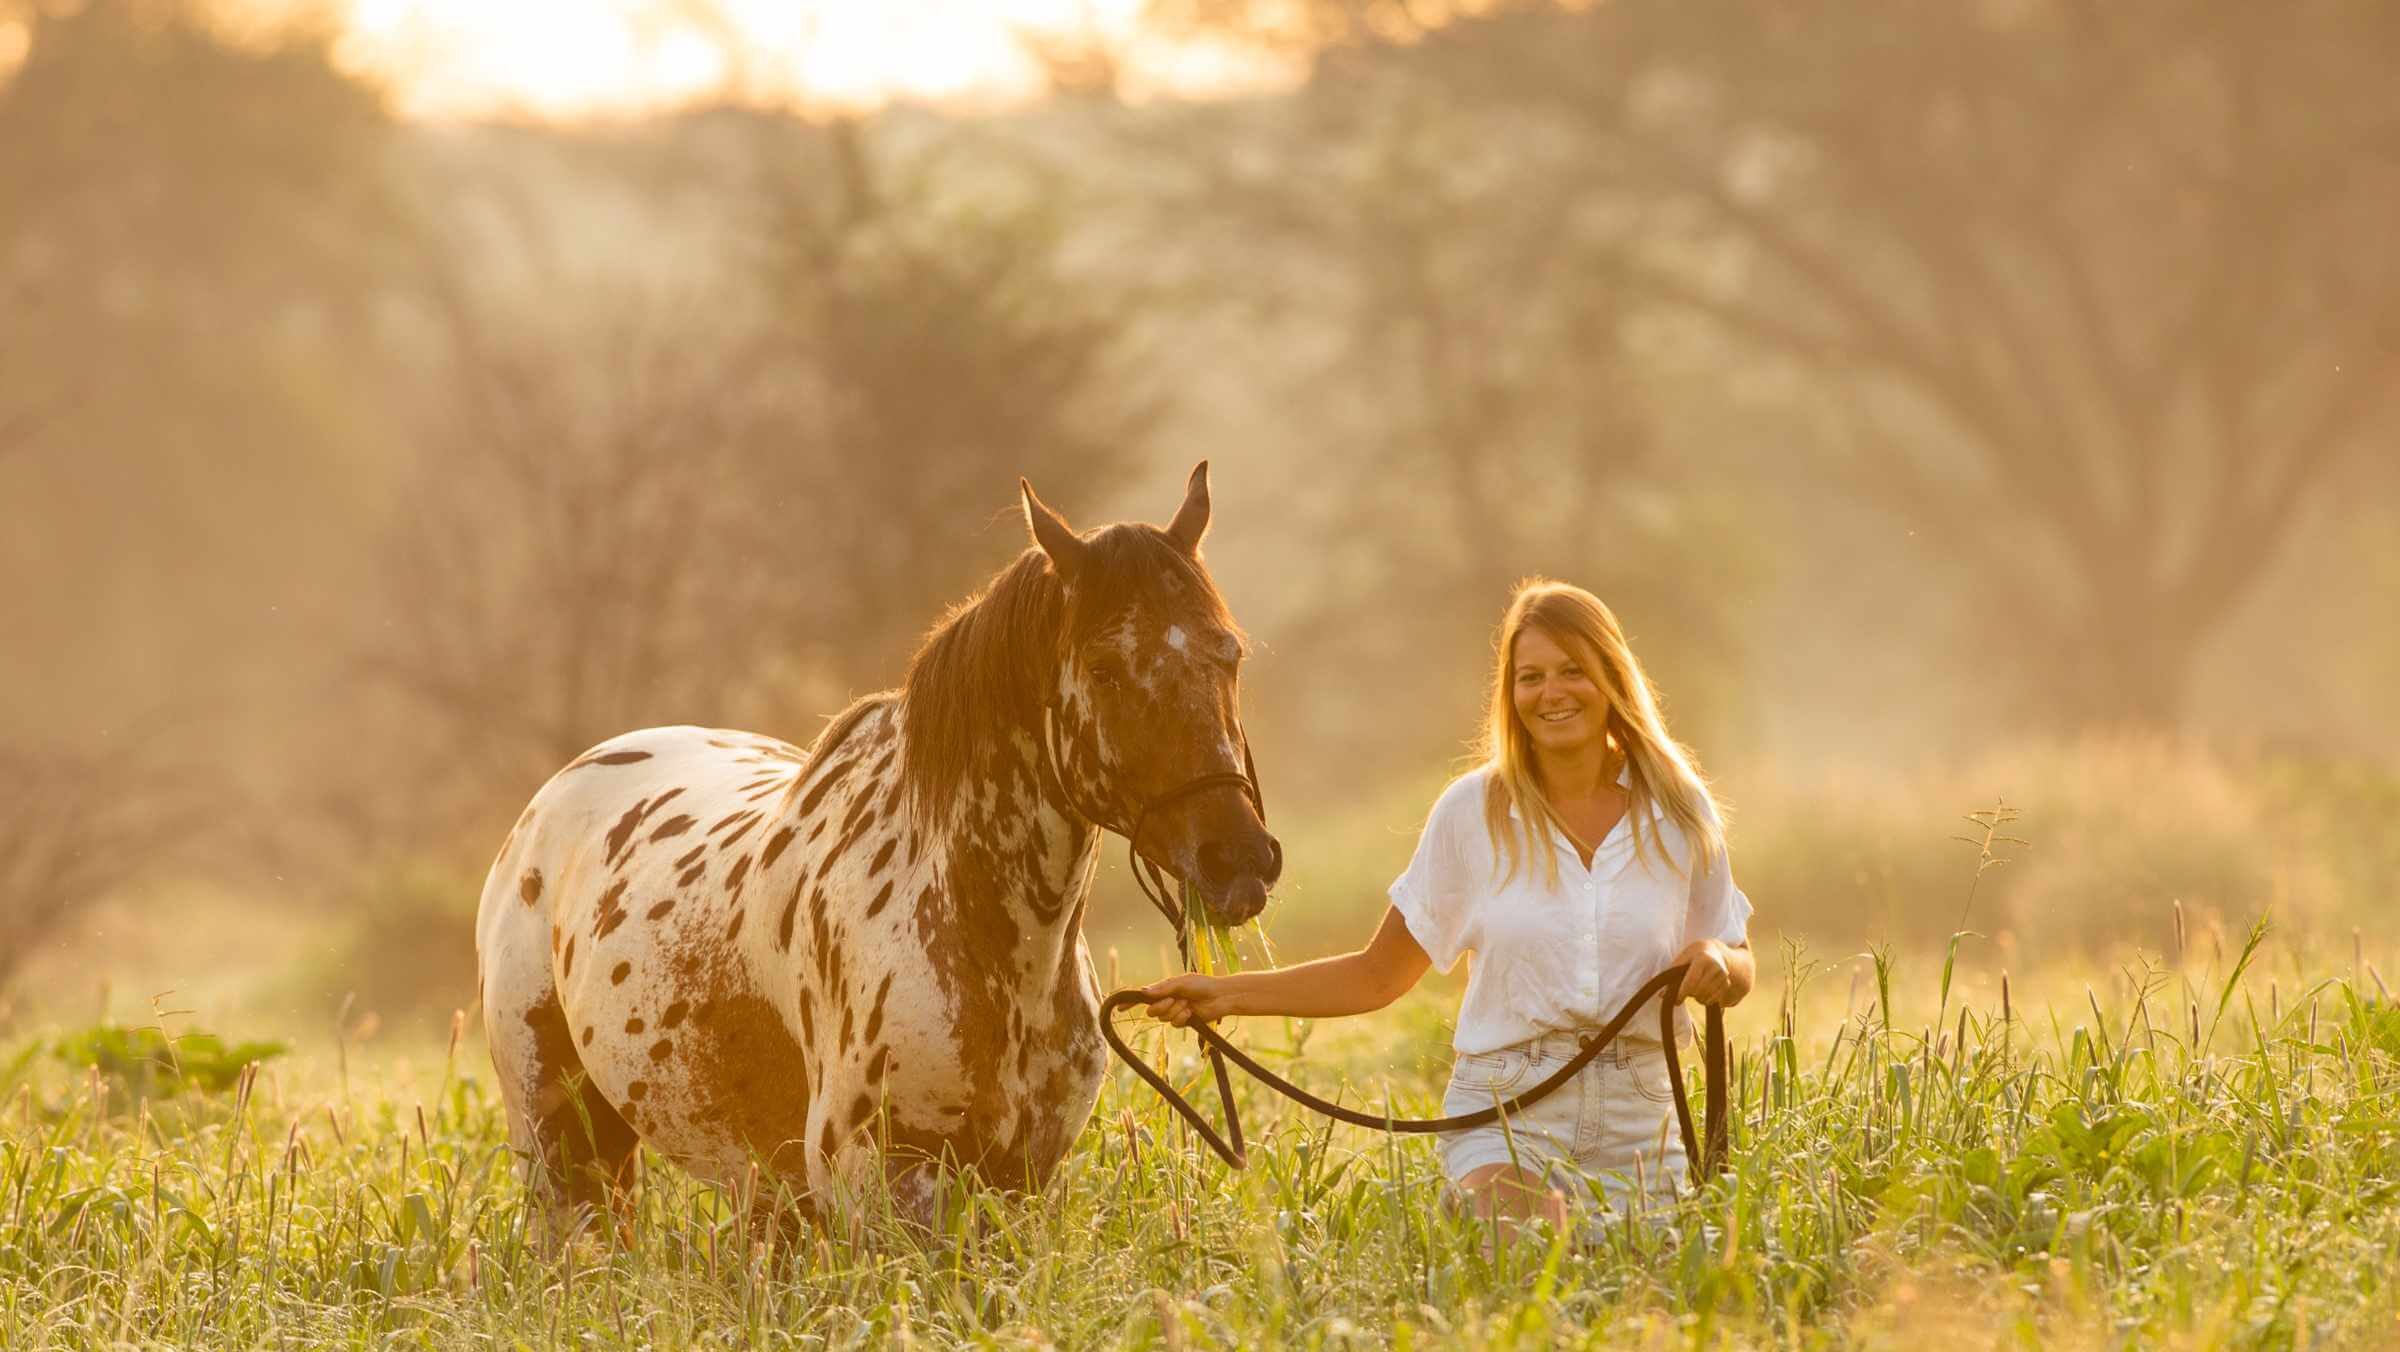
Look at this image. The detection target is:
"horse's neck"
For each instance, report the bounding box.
[919,716,1101,972]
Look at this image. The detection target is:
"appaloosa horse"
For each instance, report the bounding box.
[475,464,1278,1227]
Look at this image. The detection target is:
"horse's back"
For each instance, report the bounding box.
[475,724,802,963]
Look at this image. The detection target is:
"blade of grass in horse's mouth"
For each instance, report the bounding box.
[1181,877,1275,976]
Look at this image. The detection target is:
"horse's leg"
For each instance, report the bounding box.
[881,1149,951,1235]
[786,1066,944,1242]
[482,922,639,1245]
[530,995,642,1243]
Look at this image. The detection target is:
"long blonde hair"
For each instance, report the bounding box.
[1476,579,1726,886]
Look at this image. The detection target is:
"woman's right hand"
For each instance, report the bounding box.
[1137,973,1240,1027]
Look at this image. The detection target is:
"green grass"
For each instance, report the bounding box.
[5,932,2400,1349]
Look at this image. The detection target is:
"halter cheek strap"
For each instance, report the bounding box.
[1039,699,1271,965]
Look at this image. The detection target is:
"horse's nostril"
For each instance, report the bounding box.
[1199,837,1280,888]
[1197,840,1236,883]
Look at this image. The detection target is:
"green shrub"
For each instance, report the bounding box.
[50,1023,286,1102]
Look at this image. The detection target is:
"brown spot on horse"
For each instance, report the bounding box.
[760,826,797,869]
[593,880,631,940]
[570,748,654,769]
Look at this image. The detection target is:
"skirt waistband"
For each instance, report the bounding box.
[1512,1029,1666,1063]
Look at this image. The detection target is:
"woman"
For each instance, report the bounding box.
[1139,580,1755,1235]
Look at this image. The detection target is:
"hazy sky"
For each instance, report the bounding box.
[329,0,1290,120]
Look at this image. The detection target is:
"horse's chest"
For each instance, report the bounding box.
[880,958,1109,1187]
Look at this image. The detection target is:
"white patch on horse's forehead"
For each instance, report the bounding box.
[1166,626,1187,652]
[1091,614,1141,654]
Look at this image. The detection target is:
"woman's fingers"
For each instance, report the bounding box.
[1144,975,1206,1002]
[1679,955,1731,1003]
[1134,974,1233,1026]
[1148,996,1219,1027]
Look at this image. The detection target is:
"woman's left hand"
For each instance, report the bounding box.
[1673,939,1736,1004]
[1138,973,1240,1027]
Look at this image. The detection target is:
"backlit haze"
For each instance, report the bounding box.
[329,0,1289,119]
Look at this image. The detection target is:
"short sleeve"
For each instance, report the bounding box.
[1683,801,1754,948]
[1388,778,1483,975]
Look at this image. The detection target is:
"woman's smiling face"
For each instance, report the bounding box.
[1511,625,1606,756]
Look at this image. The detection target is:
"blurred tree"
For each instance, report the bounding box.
[345,295,788,847]
[743,116,1154,690]
[1157,0,2400,729]
[0,740,208,997]
[1095,35,1755,780]
[0,0,408,746]
[345,114,1150,854]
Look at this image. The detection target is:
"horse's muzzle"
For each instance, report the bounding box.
[1195,834,1280,924]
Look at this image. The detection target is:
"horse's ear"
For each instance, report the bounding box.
[1165,461,1210,555]
[1021,478,1085,579]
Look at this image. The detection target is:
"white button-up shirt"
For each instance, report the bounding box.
[1389,766,1753,1055]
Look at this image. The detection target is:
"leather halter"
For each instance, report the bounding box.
[1038,699,1276,963]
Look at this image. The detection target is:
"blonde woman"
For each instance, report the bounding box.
[1138,580,1755,1233]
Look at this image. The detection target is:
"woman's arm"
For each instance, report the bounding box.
[1673,938,1754,1006]
[1139,906,1432,1026]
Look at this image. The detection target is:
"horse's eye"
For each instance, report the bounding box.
[1088,664,1123,689]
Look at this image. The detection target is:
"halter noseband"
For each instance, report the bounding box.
[1039,700,1276,962]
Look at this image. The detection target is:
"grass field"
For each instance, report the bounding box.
[6,916,2399,1350]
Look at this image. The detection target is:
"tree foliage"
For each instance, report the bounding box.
[348,115,1150,851]
[0,741,211,997]
[1160,0,2400,726]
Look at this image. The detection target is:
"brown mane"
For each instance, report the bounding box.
[898,525,1238,823]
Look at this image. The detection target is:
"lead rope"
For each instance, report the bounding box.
[1099,964,1729,1182]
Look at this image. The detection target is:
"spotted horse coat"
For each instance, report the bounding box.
[476,463,1281,1229]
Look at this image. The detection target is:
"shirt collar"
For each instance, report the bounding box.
[1504,761,1635,822]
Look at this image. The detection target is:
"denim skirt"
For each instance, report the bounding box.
[1437,1030,1687,1213]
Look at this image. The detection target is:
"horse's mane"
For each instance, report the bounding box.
[898,525,1234,823]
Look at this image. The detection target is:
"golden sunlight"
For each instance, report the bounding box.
[328,0,1289,120]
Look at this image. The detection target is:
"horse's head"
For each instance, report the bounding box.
[1022,463,1282,925]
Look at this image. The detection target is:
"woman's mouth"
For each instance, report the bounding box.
[1538,708,1581,723]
